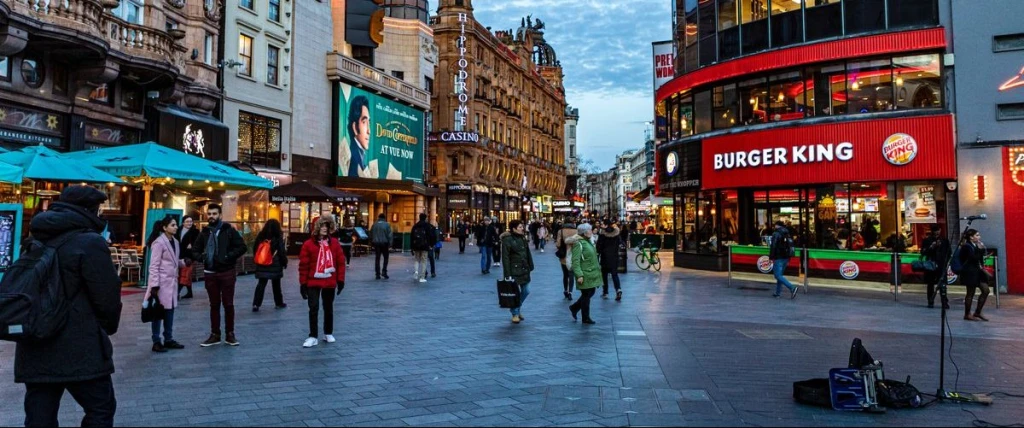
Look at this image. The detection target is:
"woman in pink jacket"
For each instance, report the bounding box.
[298,216,346,348]
[145,215,186,353]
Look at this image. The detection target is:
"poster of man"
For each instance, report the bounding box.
[337,83,424,183]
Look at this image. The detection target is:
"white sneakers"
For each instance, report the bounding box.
[303,337,318,348]
[324,335,336,343]
[418,279,427,283]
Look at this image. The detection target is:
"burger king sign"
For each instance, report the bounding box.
[882,133,918,166]
[839,261,860,280]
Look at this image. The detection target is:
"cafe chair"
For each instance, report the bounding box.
[120,253,141,283]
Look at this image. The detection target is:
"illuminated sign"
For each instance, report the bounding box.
[428,131,479,143]
[999,66,1024,91]
[882,133,918,166]
[713,142,854,170]
[666,151,679,176]
[454,13,470,130]
[182,123,206,158]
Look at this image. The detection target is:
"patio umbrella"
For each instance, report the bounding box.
[0,160,22,184]
[0,145,124,184]
[68,142,274,242]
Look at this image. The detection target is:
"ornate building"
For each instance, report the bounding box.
[429,0,567,229]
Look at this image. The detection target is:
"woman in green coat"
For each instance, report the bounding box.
[501,220,534,324]
[568,223,601,324]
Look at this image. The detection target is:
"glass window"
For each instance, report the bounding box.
[204,33,214,66]
[805,0,842,41]
[698,0,717,41]
[893,54,941,110]
[770,0,803,48]
[718,0,737,30]
[699,35,717,67]
[740,0,769,54]
[845,0,885,35]
[805,63,847,117]
[20,58,44,88]
[239,0,253,10]
[768,71,805,122]
[52,64,67,95]
[848,58,894,114]
[89,83,112,105]
[694,90,712,134]
[269,0,280,22]
[719,26,740,60]
[238,34,253,77]
[684,41,699,73]
[391,70,404,80]
[121,82,143,113]
[113,0,144,24]
[684,0,699,48]
[267,45,279,85]
[888,0,938,29]
[712,83,739,129]
[238,111,282,169]
[738,76,768,125]
[0,56,8,81]
[165,19,178,33]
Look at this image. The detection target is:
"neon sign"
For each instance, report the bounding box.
[999,66,1024,91]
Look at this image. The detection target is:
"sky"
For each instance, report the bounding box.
[472,0,672,170]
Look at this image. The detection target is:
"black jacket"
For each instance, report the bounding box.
[769,227,792,260]
[411,221,438,251]
[335,227,356,246]
[958,243,987,287]
[178,226,201,261]
[195,221,247,272]
[254,236,288,280]
[455,222,470,238]
[596,226,622,270]
[16,202,123,384]
[921,234,951,284]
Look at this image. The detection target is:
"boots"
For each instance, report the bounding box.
[180,284,194,299]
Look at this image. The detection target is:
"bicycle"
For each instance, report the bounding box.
[634,238,662,272]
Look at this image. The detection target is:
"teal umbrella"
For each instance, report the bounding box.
[0,159,22,184]
[0,145,124,183]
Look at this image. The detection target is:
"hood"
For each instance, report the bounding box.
[30,202,105,242]
[500,231,512,239]
[600,226,620,238]
[564,234,585,245]
[562,223,577,229]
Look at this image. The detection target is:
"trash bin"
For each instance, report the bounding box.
[617,241,628,274]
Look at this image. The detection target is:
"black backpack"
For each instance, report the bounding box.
[777,232,795,258]
[411,225,429,250]
[0,231,82,343]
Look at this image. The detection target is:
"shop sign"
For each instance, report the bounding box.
[839,261,860,280]
[337,83,425,182]
[182,123,207,158]
[573,201,585,209]
[270,195,297,203]
[491,194,504,211]
[666,151,679,176]
[0,104,64,136]
[454,12,470,129]
[447,194,470,209]
[552,200,572,208]
[756,256,773,274]
[428,131,479,143]
[882,133,918,166]
[0,128,60,147]
[1010,147,1024,187]
[713,143,854,170]
[817,194,838,221]
[447,183,472,192]
[85,122,138,146]
[258,173,292,188]
[904,185,937,224]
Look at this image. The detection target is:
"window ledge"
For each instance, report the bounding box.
[235,72,258,83]
[239,5,258,18]
[265,82,284,91]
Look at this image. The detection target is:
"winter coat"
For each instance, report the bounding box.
[958,243,987,287]
[145,234,183,309]
[568,234,601,290]
[370,220,393,246]
[921,234,951,284]
[500,231,534,285]
[195,221,247,273]
[16,202,122,384]
[336,227,357,247]
[478,223,499,247]
[299,236,346,288]
[537,226,548,240]
[455,222,470,238]
[254,236,288,280]
[178,226,200,261]
[596,226,621,270]
[411,220,438,251]
[555,224,578,265]
[769,226,792,260]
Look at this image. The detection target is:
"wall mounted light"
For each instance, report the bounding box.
[973,175,987,200]
[391,213,398,222]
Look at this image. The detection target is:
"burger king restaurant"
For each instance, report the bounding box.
[657,114,964,290]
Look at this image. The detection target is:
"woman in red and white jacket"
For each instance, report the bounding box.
[298,216,346,348]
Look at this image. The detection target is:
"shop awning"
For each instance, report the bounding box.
[269,181,360,203]
[0,145,123,184]
[67,142,272,190]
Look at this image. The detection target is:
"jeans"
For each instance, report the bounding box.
[253,278,284,308]
[374,243,390,276]
[307,287,335,337]
[511,282,530,316]
[539,239,546,250]
[428,249,436,275]
[570,288,597,321]
[25,375,116,427]
[458,237,467,253]
[480,245,492,271]
[602,267,621,294]
[413,251,429,279]
[151,308,174,344]
[341,245,353,265]
[773,259,796,296]
[205,269,236,335]
[561,264,575,293]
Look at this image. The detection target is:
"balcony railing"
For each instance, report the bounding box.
[102,14,179,65]
[326,52,431,110]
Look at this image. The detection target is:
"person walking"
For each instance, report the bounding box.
[145,216,186,353]
[568,223,601,325]
[920,224,951,309]
[959,229,990,321]
[337,219,357,267]
[478,217,498,274]
[770,221,799,299]
[491,217,502,268]
[410,213,436,283]
[252,219,288,312]
[597,221,622,301]
[17,186,122,427]
[370,213,392,280]
[298,217,346,347]
[528,220,540,250]
[196,204,247,347]
[177,215,200,299]
[555,219,579,300]
[501,220,534,324]
[537,222,548,253]
[428,224,442,277]
[456,218,470,254]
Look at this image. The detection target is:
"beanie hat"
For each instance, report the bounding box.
[60,185,108,213]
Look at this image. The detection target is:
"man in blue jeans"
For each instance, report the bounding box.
[478,217,498,274]
[770,221,799,299]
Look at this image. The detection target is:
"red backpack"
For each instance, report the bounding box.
[254,240,274,266]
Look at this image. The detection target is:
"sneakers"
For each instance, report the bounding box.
[564,292,572,300]
[602,293,609,299]
[582,319,597,325]
[431,273,436,278]
[252,306,259,312]
[324,334,336,343]
[382,273,389,279]
[200,334,222,347]
[518,314,525,321]
[152,343,167,353]
[376,275,381,280]
[163,340,185,350]
[512,315,521,324]
[541,249,545,253]
[790,286,800,299]
[303,337,319,348]
[225,333,239,346]
[418,279,427,283]
[616,291,622,301]
[276,304,288,309]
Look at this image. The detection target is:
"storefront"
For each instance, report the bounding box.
[659,114,958,274]
[444,183,472,231]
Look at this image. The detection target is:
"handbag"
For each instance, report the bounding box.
[496,278,521,309]
[141,289,166,323]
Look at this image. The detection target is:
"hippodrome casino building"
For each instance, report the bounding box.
[654,0,1024,293]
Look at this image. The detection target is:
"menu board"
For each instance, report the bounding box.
[904,185,937,224]
[0,211,15,272]
[836,198,850,214]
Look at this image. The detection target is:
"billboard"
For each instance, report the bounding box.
[337,83,425,182]
[652,41,675,91]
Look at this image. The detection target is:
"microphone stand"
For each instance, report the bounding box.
[936,218,992,405]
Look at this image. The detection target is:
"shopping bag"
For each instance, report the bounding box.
[496,278,521,308]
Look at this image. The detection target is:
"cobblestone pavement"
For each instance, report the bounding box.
[2,245,1023,427]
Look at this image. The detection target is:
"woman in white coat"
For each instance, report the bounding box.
[144,215,186,353]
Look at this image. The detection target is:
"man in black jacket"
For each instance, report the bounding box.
[455,218,469,254]
[410,213,437,282]
[19,186,122,427]
[921,224,951,309]
[195,204,247,347]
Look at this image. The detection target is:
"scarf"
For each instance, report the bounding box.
[313,238,336,279]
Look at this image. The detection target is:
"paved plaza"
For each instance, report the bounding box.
[1,245,1023,427]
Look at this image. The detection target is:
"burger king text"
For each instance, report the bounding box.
[714,143,854,171]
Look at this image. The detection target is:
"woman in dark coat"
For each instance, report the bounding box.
[177,215,201,298]
[252,219,288,312]
[958,229,990,321]
[500,220,534,324]
[597,222,622,300]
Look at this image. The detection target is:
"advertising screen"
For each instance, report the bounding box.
[337,83,425,183]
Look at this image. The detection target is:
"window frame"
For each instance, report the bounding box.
[238,33,254,77]
[267,44,280,86]
[239,0,254,12]
[237,111,283,169]
[268,0,281,22]
[0,56,9,82]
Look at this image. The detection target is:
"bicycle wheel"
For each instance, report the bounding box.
[635,253,651,271]
[651,253,662,272]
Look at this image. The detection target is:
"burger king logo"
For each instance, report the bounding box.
[882,133,918,166]
[839,261,860,280]
[757,256,774,274]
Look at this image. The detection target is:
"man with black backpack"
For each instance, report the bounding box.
[770,221,799,299]
[410,213,436,283]
[6,185,123,427]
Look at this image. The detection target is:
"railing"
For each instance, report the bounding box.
[102,14,179,65]
[326,52,431,110]
[10,0,106,36]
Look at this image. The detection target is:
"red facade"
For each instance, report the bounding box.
[1003,147,1024,294]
